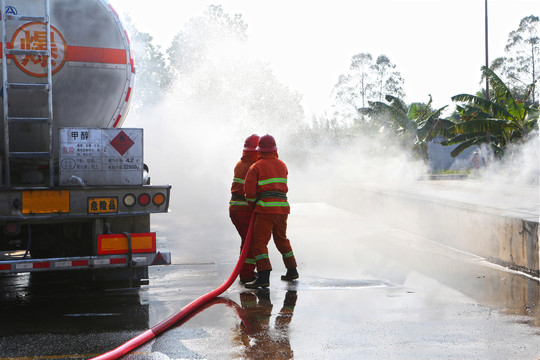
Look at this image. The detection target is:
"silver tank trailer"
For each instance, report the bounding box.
[1,0,134,157]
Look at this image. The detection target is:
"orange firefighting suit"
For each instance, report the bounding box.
[229,151,258,281]
[244,151,297,272]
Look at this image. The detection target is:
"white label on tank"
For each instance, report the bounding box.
[59,128,143,186]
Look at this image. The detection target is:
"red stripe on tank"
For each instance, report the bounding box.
[125,87,132,102]
[109,3,120,17]
[0,44,128,65]
[113,114,122,128]
[66,46,127,64]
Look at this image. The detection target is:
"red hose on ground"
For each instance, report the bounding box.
[90,213,256,360]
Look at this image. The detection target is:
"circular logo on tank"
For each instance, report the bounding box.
[10,22,67,77]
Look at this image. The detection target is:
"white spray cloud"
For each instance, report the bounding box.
[125,10,538,265]
[478,131,539,186]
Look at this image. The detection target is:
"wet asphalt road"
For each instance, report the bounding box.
[0,202,539,360]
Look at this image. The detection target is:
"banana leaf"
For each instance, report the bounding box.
[369,100,417,133]
[482,66,514,100]
[407,102,420,120]
[441,132,497,146]
[416,106,449,140]
[449,138,479,157]
[448,133,497,157]
[525,118,539,131]
[384,95,408,115]
[451,94,513,119]
[490,143,504,158]
[453,118,508,134]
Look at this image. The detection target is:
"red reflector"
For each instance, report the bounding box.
[138,193,151,206]
[72,260,88,267]
[0,264,10,270]
[152,252,167,265]
[33,262,50,269]
[97,233,157,255]
[110,258,126,264]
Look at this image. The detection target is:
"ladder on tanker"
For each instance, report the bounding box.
[1,0,54,187]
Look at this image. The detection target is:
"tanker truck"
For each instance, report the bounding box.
[0,0,171,285]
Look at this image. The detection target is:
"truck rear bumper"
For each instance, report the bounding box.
[0,251,171,274]
[0,185,171,220]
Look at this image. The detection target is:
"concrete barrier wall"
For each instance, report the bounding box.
[330,184,539,276]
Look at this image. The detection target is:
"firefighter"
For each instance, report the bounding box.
[244,134,299,289]
[230,134,260,283]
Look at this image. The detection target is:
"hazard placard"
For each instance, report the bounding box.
[88,197,118,214]
[59,128,144,186]
[11,22,67,77]
[110,130,135,156]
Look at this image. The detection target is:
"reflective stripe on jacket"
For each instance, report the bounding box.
[244,152,290,214]
[230,151,258,211]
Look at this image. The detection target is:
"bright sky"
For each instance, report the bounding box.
[110,0,540,117]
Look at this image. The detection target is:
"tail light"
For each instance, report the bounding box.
[153,193,166,206]
[138,193,151,206]
[4,222,20,236]
[123,194,136,207]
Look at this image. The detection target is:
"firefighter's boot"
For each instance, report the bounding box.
[239,273,258,284]
[281,267,299,281]
[245,270,270,288]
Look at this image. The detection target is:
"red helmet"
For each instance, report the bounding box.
[257,134,277,152]
[243,134,260,151]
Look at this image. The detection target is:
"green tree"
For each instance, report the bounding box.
[372,55,405,102]
[331,53,405,124]
[444,66,539,158]
[360,95,452,161]
[490,15,539,105]
[124,17,171,110]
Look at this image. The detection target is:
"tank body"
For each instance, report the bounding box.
[1,0,134,154]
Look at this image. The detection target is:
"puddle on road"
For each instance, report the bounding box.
[292,277,393,291]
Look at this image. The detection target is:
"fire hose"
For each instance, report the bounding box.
[90,213,256,360]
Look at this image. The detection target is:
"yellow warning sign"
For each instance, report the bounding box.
[88,197,118,214]
[22,190,70,214]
